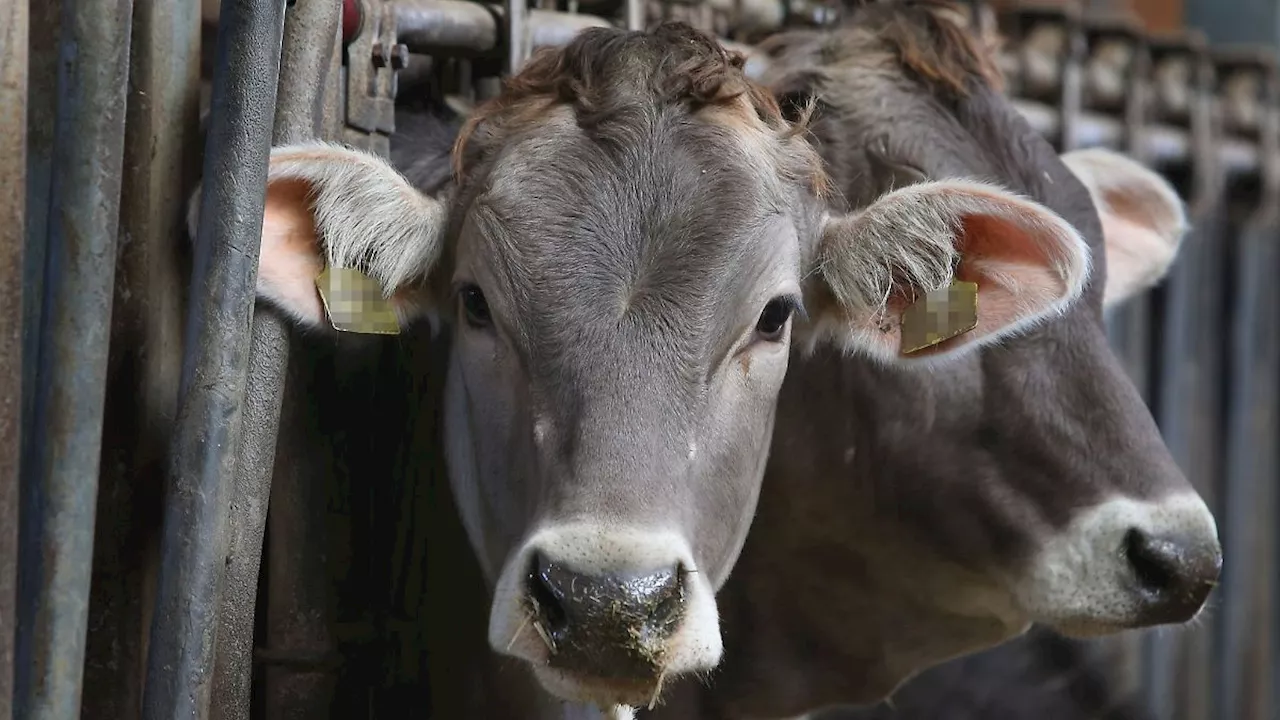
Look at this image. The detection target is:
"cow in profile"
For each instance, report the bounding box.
[637,3,1217,718]
[234,21,1105,713]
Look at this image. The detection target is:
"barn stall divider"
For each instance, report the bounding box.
[1,0,1276,718]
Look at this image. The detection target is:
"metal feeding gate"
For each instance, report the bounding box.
[0,0,1275,718]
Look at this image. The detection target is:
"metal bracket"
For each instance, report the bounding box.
[342,0,406,158]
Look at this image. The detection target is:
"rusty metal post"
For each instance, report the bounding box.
[13,0,134,718]
[140,0,288,718]
[341,0,399,156]
[0,1,28,718]
[209,1,343,717]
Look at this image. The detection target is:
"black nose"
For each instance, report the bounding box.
[1124,527,1222,625]
[525,552,685,680]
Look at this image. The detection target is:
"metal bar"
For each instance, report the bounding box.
[140,0,288,718]
[626,0,645,30]
[508,0,528,73]
[13,1,58,713]
[0,0,28,716]
[210,0,342,716]
[396,0,610,58]
[211,313,290,720]
[13,0,134,717]
[80,0,201,716]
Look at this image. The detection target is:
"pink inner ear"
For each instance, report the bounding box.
[260,178,325,323]
[897,213,1074,359]
[1100,213,1172,302]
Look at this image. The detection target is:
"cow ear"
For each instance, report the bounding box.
[1061,148,1188,309]
[185,142,447,331]
[802,180,1091,363]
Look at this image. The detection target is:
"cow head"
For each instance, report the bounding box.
[236,23,1094,709]
[735,0,1218,698]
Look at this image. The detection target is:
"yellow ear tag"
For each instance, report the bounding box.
[900,280,978,355]
[314,266,401,335]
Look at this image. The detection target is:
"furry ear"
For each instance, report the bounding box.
[804,179,1091,363]
[186,142,447,330]
[1061,148,1189,308]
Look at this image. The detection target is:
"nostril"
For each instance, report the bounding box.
[629,564,684,633]
[528,553,569,636]
[1124,528,1178,594]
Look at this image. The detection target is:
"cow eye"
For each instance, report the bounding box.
[755,296,798,342]
[459,284,492,328]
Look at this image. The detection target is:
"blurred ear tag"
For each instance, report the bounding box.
[900,280,978,355]
[315,266,401,335]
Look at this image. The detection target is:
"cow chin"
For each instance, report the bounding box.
[1013,492,1222,635]
[531,666,661,709]
[488,523,726,705]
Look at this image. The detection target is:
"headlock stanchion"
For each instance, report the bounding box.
[6,0,1280,717]
[141,1,289,719]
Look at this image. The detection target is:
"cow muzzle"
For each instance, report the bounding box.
[528,553,685,678]
[489,524,724,707]
[1015,492,1222,635]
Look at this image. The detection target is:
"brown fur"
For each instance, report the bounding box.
[824,0,1005,96]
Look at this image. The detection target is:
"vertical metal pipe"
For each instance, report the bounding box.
[13,0,134,717]
[210,0,341,716]
[79,0,202,716]
[141,0,288,718]
[626,0,645,31]
[0,1,28,718]
[13,0,58,712]
[508,0,528,74]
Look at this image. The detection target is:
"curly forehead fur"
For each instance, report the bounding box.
[451,21,829,195]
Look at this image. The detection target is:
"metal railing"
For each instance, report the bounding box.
[4,0,1277,718]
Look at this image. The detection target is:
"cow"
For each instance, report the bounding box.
[632,3,1219,718]
[235,20,1111,714]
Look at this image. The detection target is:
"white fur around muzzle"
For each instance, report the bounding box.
[489,523,724,702]
[1014,492,1220,633]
